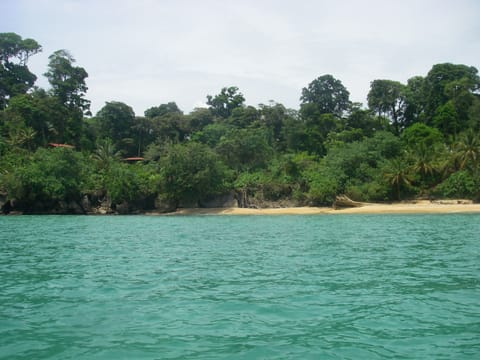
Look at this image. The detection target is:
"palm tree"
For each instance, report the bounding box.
[409,144,443,189]
[92,139,121,170]
[6,127,36,150]
[453,130,480,171]
[21,127,37,151]
[411,145,436,177]
[384,158,412,201]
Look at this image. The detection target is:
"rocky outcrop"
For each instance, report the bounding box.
[1,197,14,214]
[199,192,238,208]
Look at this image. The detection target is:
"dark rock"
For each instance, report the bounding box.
[200,192,238,208]
[80,195,93,213]
[115,201,130,215]
[67,201,85,214]
[154,196,177,213]
[1,199,13,214]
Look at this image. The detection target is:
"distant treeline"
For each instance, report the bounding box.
[1,32,479,213]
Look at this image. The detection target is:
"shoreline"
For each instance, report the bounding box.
[158,201,480,216]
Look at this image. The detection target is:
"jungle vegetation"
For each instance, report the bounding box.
[1,33,479,213]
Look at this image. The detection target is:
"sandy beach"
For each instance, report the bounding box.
[165,200,480,215]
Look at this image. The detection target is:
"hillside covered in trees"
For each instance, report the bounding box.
[1,33,479,214]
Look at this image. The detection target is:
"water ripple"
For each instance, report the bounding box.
[1,214,479,359]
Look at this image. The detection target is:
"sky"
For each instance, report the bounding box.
[2,0,480,116]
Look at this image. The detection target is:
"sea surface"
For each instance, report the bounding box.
[1,214,479,359]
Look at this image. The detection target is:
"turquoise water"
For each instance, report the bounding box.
[1,214,479,359]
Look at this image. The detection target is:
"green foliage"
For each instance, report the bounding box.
[149,112,189,144]
[300,74,351,117]
[382,158,413,200]
[216,127,273,171]
[94,101,136,154]
[433,101,459,136]
[44,49,90,114]
[144,102,182,118]
[304,164,339,205]
[5,148,88,207]
[228,106,259,128]
[367,79,407,134]
[206,86,245,119]
[3,36,480,211]
[0,32,42,109]
[423,63,480,122]
[104,162,158,204]
[158,142,230,204]
[191,122,231,147]
[344,108,388,136]
[186,108,214,133]
[434,171,477,199]
[453,130,480,171]
[402,123,443,149]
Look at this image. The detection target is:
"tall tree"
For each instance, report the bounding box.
[206,86,245,119]
[144,102,182,118]
[300,74,351,117]
[367,79,407,134]
[383,158,412,201]
[423,63,480,123]
[404,76,426,124]
[44,50,90,114]
[0,32,42,109]
[95,101,135,153]
[4,89,66,147]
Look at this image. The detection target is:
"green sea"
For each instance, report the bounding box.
[1,214,479,359]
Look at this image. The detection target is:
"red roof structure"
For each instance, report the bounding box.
[124,157,145,162]
[48,143,75,149]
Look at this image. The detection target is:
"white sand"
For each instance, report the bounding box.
[161,201,480,215]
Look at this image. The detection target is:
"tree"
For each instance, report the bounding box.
[215,127,273,171]
[383,158,412,200]
[131,116,154,156]
[150,111,189,144]
[300,74,351,117]
[6,147,88,211]
[402,123,443,149]
[258,102,287,146]
[409,144,440,188]
[92,138,121,171]
[432,101,460,137]
[423,63,480,122]
[367,79,408,134]
[228,105,259,128]
[404,76,426,124]
[95,101,136,154]
[159,142,229,205]
[144,102,182,118]
[0,32,42,109]
[190,122,232,148]
[206,86,245,119]
[185,107,214,133]
[44,50,90,114]
[343,107,388,137]
[453,130,480,171]
[4,89,69,147]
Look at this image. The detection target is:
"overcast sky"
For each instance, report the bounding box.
[2,0,480,115]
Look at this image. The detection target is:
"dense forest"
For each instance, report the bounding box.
[1,32,479,214]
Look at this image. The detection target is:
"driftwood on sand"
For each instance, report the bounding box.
[333,195,365,209]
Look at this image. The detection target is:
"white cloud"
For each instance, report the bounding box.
[2,0,480,115]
